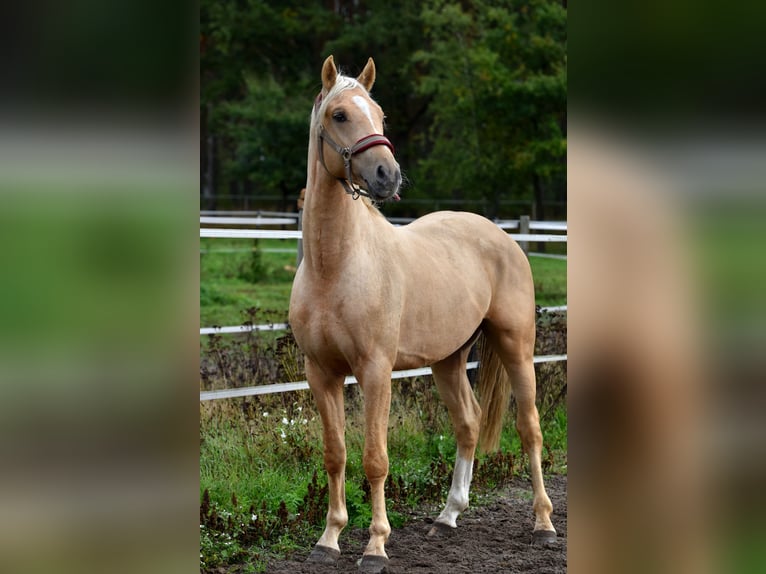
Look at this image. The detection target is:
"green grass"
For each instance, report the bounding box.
[200,238,566,327]
[200,384,567,571]
[529,256,567,307]
[199,325,567,571]
[200,238,298,327]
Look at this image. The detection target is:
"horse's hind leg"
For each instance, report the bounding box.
[488,325,557,542]
[429,345,481,533]
[511,357,557,542]
[305,360,348,563]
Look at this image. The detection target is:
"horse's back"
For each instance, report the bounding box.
[398,211,530,284]
[402,210,515,249]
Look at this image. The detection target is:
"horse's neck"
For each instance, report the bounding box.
[301,158,371,278]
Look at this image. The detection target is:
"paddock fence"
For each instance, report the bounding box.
[200,214,567,400]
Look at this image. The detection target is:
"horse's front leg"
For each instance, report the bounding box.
[356,364,393,573]
[305,360,348,564]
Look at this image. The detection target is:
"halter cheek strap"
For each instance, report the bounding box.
[318,124,395,200]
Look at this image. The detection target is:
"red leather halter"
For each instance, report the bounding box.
[317,124,395,200]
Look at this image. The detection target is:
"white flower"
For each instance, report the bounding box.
[297,406,303,412]
[302,418,308,425]
[280,429,286,438]
[251,513,257,521]
[282,417,289,425]
[262,412,269,417]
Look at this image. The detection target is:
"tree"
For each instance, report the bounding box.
[412,0,566,219]
[201,0,336,208]
[214,75,310,211]
[200,0,567,219]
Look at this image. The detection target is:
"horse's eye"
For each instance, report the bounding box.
[332,110,347,123]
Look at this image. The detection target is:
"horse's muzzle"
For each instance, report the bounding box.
[366,163,402,202]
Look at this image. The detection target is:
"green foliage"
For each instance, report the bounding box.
[412,0,566,217]
[212,75,310,197]
[202,0,566,218]
[200,521,248,570]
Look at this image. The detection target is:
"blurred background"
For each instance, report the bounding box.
[569,1,766,573]
[0,1,198,573]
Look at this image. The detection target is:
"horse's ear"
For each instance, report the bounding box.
[321,55,337,92]
[357,57,376,92]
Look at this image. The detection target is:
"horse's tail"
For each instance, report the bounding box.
[476,334,513,454]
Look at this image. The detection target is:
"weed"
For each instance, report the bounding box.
[199,309,566,572]
[238,240,266,283]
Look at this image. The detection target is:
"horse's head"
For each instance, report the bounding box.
[314,56,402,202]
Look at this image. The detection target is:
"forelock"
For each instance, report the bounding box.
[312,75,372,128]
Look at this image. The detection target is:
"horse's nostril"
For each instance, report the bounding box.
[376,165,387,181]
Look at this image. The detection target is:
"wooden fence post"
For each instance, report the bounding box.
[519,214,530,254]
[296,188,305,267]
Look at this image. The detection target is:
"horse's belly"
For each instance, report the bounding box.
[394,307,483,370]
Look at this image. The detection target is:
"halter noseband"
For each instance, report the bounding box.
[317,123,395,200]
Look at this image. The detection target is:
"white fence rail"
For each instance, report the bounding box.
[199,214,566,243]
[200,323,290,335]
[200,355,568,401]
[200,228,566,242]
[495,220,567,231]
[200,216,567,400]
[199,214,568,232]
[201,228,304,239]
[200,216,297,226]
[200,306,566,337]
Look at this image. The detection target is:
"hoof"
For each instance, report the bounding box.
[531,529,557,546]
[358,554,389,573]
[427,521,456,538]
[307,544,340,564]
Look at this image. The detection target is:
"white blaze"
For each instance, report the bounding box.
[352,95,377,131]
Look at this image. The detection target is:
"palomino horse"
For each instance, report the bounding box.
[289,55,556,572]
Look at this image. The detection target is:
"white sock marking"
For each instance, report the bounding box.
[436,453,473,528]
[352,95,377,132]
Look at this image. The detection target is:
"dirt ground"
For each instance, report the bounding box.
[264,475,567,573]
